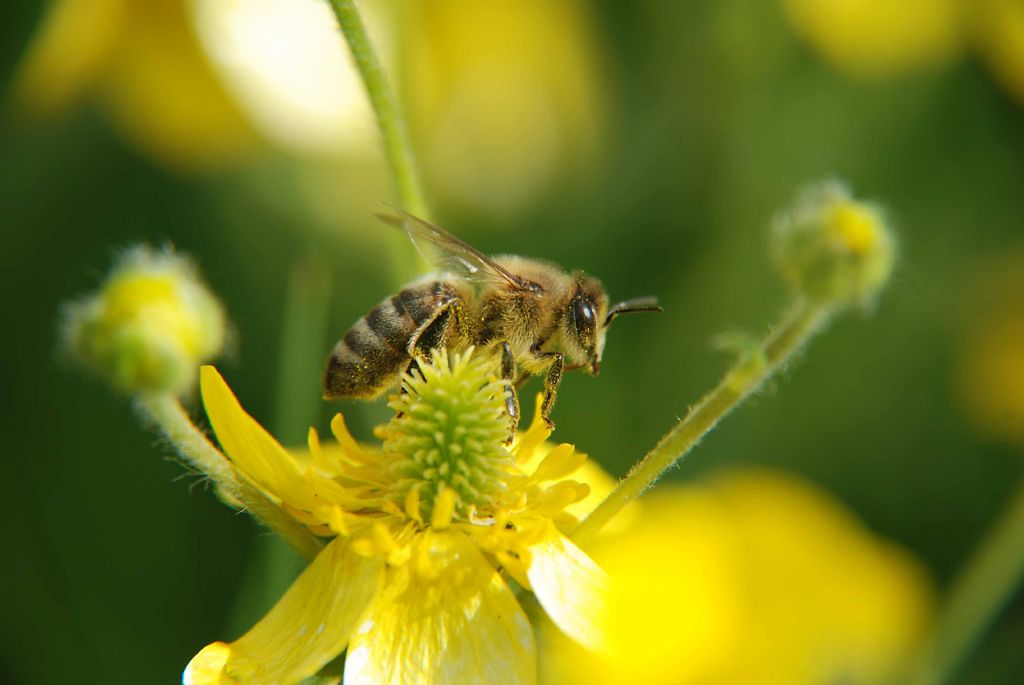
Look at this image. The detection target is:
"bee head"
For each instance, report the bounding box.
[565,274,609,375]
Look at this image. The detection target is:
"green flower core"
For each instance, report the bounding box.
[385,349,513,522]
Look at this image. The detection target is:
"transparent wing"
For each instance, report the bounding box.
[377,211,533,291]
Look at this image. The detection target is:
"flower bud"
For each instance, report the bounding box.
[771,181,895,308]
[65,246,226,395]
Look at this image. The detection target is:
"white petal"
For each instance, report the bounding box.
[344,531,536,685]
[527,528,609,653]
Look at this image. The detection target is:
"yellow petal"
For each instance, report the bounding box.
[200,365,315,510]
[100,2,257,170]
[344,531,536,685]
[183,642,233,684]
[512,393,552,466]
[527,526,608,653]
[564,460,639,532]
[429,484,457,530]
[530,443,586,482]
[11,0,126,115]
[184,537,382,685]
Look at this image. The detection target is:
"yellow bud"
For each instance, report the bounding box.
[65,246,226,394]
[771,181,896,308]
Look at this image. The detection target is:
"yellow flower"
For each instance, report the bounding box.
[190,0,380,157]
[13,0,399,170]
[779,0,965,78]
[402,0,606,215]
[975,0,1024,106]
[540,469,934,685]
[185,350,607,685]
[12,0,257,170]
[959,313,1024,445]
[956,249,1024,446]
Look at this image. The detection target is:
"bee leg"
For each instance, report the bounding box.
[396,301,461,412]
[500,342,520,443]
[403,356,424,383]
[406,298,466,359]
[533,351,564,430]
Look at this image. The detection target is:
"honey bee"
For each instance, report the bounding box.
[323,213,661,430]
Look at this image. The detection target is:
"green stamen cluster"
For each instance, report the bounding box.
[385,349,513,523]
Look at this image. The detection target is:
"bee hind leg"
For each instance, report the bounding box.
[397,299,462,407]
[406,298,466,359]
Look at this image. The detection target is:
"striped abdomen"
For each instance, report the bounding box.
[323,280,461,400]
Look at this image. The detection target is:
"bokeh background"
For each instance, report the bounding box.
[3,0,1024,683]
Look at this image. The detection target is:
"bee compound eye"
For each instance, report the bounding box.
[576,298,595,323]
[573,298,597,343]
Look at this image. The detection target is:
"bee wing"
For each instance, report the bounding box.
[377,211,534,291]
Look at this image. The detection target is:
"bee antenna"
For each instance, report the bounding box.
[604,296,663,327]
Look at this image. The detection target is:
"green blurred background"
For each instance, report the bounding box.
[2,0,1024,683]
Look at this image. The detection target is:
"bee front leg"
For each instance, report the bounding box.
[499,342,520,442]
[533,351,564,430]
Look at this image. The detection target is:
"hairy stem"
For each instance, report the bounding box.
[137,393,323,562]
[913,481,1024,685]
[327,0,427,218]
[571,300,831,545]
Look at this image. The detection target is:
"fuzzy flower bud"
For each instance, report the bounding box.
[771,181,895,308]
[64,246,226,395]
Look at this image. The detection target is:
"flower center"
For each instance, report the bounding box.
[384,349,514,524]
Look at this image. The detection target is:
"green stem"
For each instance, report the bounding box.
[327,0,427,219]
[913,480,1024,685]
[275,254,332,444]
[570,300,831,545]
[136,393,324,562]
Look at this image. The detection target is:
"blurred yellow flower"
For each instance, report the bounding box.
[12,0,384,169]
[779,0,965,78]
[402,0,606,215]
[186,351,609,684]
[541,469,934,685]
[16,0,605,205]
[192,0,380,157]
[13,0,257,170]
[975,0,1024,105]
[956,250,1024,446]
